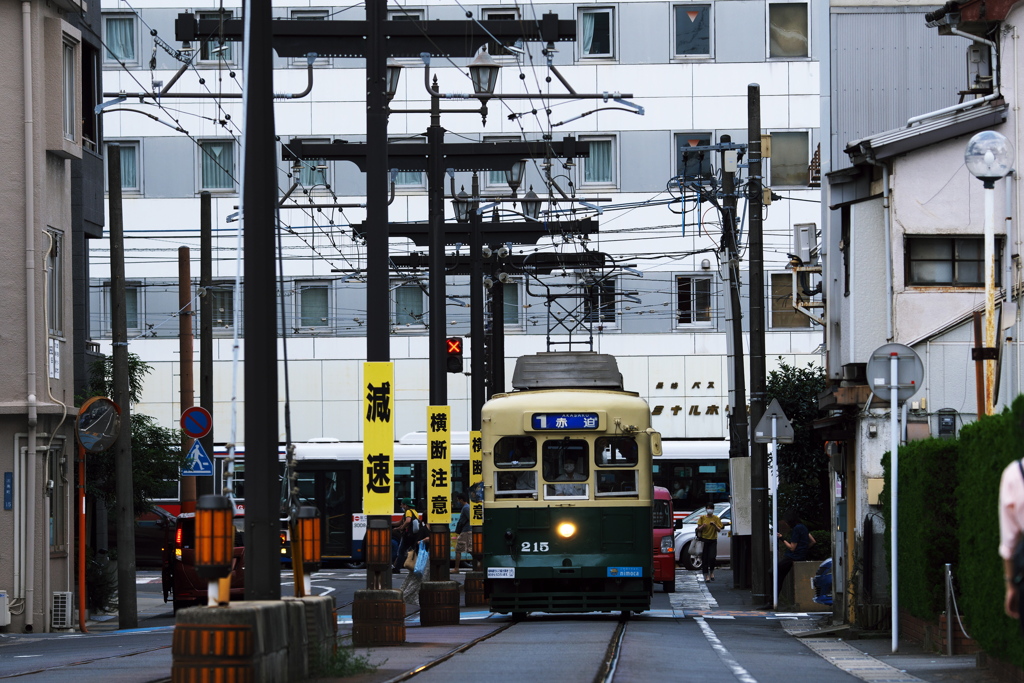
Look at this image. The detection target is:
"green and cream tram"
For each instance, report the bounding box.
[481,352,662,615]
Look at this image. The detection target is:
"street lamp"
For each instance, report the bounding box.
[521,185,541,221]
[468,47,501,100]
[385,58,404,101]
[965,130,1014,415]
[452,186,471,223]
[505,159,526,194]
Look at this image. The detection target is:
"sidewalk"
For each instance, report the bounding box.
[85,591,174,633]
[703,569,1000,683]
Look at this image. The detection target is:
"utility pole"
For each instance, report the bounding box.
[720,135,750,591]
[179,247,196,513]
[199,192,214,498]
[108,145,137,628]
[469,174,485,425]
[747,83,769,606]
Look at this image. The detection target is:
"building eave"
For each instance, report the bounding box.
[845,98,1007,165]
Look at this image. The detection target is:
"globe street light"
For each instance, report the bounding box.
[965,130,1014,415]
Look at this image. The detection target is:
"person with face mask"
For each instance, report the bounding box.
[553,459,586,495]
[696,503,725,581]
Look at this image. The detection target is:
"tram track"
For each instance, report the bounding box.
[377,613,631,683]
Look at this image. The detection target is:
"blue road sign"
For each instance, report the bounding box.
[182,439,214,476]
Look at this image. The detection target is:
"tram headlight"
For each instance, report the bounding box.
[556,522,577,538]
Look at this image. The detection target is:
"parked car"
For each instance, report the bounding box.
[674,502,731,570]
[163,511,245,612]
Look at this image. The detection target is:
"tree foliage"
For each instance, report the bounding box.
[766,359,828,528]
[83,354,184,517]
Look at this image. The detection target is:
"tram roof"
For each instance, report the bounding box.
[511,352,624,391]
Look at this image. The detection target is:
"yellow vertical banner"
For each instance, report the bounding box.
[469,430,483,524]
[426,405,452,525]
[363,362,395,516]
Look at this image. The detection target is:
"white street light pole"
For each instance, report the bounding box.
[890,351,899,653]
[965,130,1014,415]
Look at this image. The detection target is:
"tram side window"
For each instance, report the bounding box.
[495,470,536,498]
[494,436,537,467]
[594,436,638,466]
[543,439,589,497]
[595,470,638,497]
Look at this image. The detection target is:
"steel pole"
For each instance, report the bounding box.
[771,416,778,609]
[890,351,899,653]
[428,93,446,406]
[470,174,484,429]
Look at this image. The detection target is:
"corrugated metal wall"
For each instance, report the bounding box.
[831,9,964,172]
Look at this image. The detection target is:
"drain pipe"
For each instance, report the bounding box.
[866,156,894,340]
[23,0,39,633]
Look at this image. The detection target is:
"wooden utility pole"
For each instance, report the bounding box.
[179,248,196,513]
[747,84,769,606]
[108,145,138,628]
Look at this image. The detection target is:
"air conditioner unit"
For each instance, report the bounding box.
[0,591,10,627]
[51,591,73,629]
[793,223,818,265]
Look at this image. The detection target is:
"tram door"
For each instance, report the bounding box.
[294,463,357,560]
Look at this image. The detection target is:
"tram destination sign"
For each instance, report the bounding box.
[531,413,599,430]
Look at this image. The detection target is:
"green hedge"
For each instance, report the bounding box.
[881,437,960,620]
[881,395,1024,663]
[955,396,1024,664]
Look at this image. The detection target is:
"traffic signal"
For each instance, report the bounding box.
[446,337,464,373]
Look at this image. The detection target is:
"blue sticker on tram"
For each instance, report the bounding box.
[607,566,642,578]
[531,413,599,430]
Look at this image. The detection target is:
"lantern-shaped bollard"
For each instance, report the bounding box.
[297,506,321,596]
[195,494,235,606]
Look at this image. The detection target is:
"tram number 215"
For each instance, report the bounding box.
[522,542,549,552]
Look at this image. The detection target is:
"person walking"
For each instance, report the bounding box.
[696,503,724,581]
[392,498,421,574]
[453,491,471,574]
[998,456,1024,626]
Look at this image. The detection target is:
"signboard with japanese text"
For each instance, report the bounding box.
[363,362,395,516]
[469,430,483,525]
[426,405,452,525]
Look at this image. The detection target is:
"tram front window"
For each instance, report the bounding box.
[595,436,638,465]
[544,439,589,498]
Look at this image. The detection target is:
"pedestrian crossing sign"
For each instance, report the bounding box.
[181,439,213,476]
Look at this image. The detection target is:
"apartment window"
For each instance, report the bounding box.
[583,278,616,324]
[674,5,711,57]
[503,281,520,325]
[482,8,519,59]
[199,10,234,63]
[298,282,329,328]
[485,136,520,188]
[104,15,136,64]
[290,10,328,65]
[677,276,712,325]
[63,41,76,142]
[675,133,713,179]
[200,140,235,191]
[580,8,614,58]
[582,137,615,186]
[395,282,425,325]
[47,231,64,336]
[82,46,100,152]
[769,131,809,187]
[125,284,140,329]
[208,284,235,327]
[769,3,808,58]
[48,443,66,548]
[906,237,1001,287]
[111,142,140,192]
[388,8,424,20]
[393,170,425,189]
[106,282,140,330]
[770,273,810,328]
